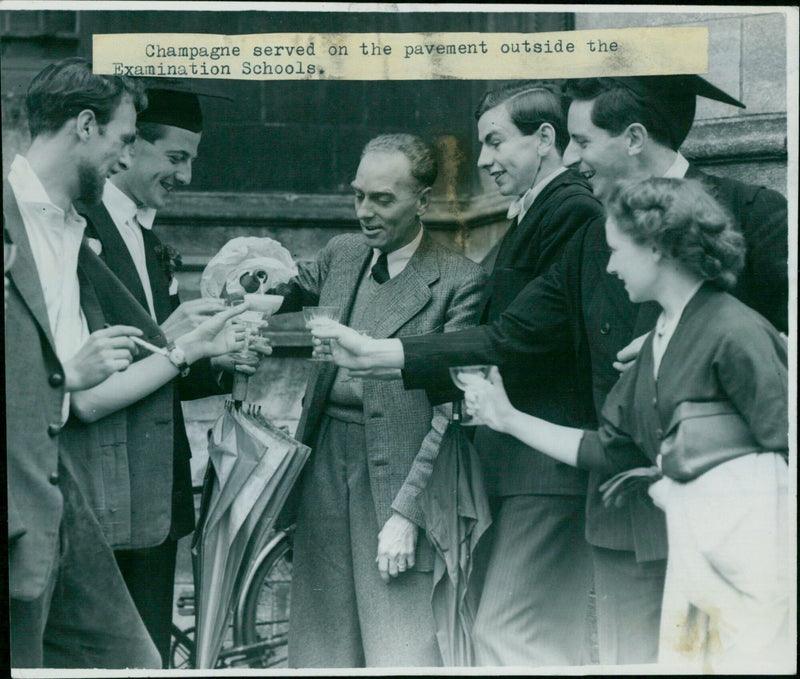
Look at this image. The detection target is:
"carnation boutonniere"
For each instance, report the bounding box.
[153,240,183,281]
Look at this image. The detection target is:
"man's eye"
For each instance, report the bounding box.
[376,197,393,206]
[353,193,364,202]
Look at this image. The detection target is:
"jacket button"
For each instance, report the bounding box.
[652,397,658,407]
[600,322,611,335]
[49,372,64,387]
[655,428,664,439]
[47,423,61,437]
[49,472,59,485]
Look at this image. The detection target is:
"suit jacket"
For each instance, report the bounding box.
[279,232,487,536]
[401,165,788,560]
[408,170,602,496]
[4,185,165,598]
[77,201,227,547]
[4,182,68,600]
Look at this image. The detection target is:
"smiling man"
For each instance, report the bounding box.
[269,133,487,668]
[76,80,244,666]
[420,82,603,667]
[313,73,788,667]
[4,57,162,669]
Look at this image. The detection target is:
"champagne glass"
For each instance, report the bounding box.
[449,365,495,425]
[228,310,267,402]
[303,306,341,361]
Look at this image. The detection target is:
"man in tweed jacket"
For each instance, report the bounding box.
[272,134,487,667]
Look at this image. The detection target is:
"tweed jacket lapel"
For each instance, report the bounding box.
[366,232,438,339]
[81,201,150,311]
[294,239,372,447]
[3,184,57,352]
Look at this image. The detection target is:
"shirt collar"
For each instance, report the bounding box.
[507,166,568,221]
[370,224,424,280]
[8,154,85,227]
[662,152,689,179]
[103,180,157,230]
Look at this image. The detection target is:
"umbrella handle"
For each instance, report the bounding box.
[232,372,249,402]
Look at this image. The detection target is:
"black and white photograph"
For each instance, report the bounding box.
[1,3,796,674]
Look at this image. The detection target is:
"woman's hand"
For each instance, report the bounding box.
[63,325,143,391]
[177,303,250,363]
[463,366,516,432]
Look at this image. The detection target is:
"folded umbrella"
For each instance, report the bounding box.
[418,404,492,666]
[192,402,310,668]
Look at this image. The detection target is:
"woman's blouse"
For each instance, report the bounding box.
[578,284,788,477]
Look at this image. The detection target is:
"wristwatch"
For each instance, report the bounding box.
[166,341,190,377]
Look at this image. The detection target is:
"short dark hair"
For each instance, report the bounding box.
[605,177,745,290]
[25,57,147,138]
[475,80,569,154]
[565,78,678,150]
[362,133,438,189]
[136,122,171,144]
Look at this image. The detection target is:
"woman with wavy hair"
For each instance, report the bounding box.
[460,177,790,671]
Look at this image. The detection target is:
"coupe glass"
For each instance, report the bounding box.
[303,306,341,361]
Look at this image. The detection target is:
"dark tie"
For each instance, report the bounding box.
[371,252,390,284]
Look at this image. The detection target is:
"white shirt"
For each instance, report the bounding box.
[663,152,690,179]
[651,280,704,377]
[368,224,424,280]
[103,180,158,319]
[507,166,568,223]
[7,154,90,422]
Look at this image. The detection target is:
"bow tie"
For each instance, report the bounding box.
[506,190,535,221]
[131,207,157,230]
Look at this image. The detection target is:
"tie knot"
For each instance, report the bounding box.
[371,252,390,284]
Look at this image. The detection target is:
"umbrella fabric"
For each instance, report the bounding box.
[192,403,310,668]
[418,416,492,666]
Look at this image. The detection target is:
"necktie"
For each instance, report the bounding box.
[371,252,390,284]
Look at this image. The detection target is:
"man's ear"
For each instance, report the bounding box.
[416,186,432,216]
[75,109,97,142]
[624,123,647,156]
[537,123,556,155]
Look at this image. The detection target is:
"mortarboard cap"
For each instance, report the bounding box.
[596,75,745,149]
[136,78,233,133]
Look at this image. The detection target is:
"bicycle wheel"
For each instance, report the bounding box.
[170,625,195,669]
[238,532,292,667]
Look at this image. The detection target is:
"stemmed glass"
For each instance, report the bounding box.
[226,295,267,401]
[303,306,341,361]
[449,365,495,425]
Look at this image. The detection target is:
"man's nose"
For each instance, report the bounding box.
[476,145,492,169]
[175,160,192,186]
[562,140,580,168]
[114,145,134,173]
[356,199,373,219]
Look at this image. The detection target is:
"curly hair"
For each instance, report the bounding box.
[26,57,147,138]
[604,177,745,290]
[361,133,438,189]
